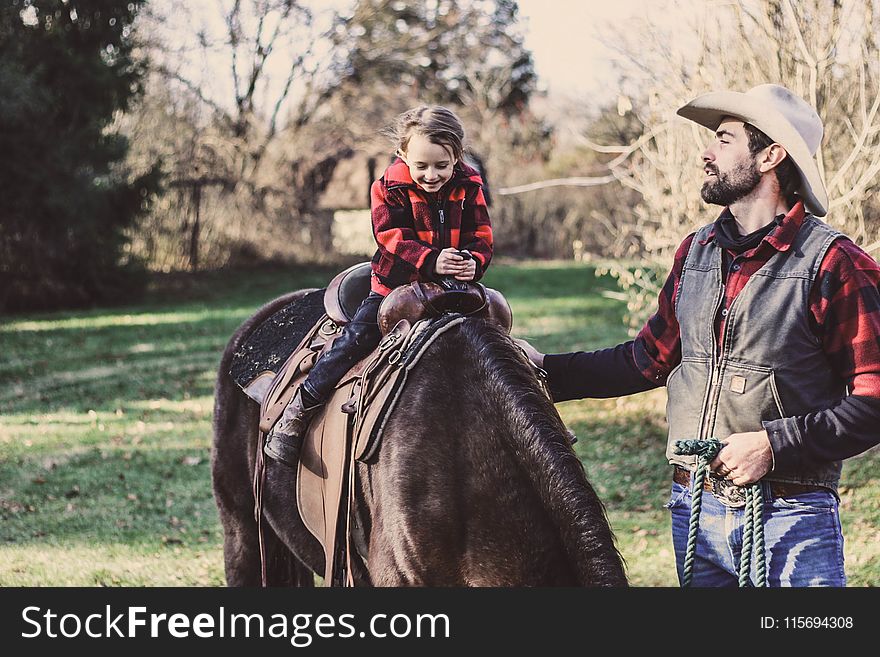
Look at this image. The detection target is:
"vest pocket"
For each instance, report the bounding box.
[665,358,710,465]
[716,362,788,433]
[767,369,787,417]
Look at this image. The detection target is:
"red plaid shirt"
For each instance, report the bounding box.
[633,202,880,398]
[543,201,880,469]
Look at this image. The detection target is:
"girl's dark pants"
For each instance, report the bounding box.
[300,292,384,404]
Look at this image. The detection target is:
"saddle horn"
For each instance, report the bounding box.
[377,280,512,335]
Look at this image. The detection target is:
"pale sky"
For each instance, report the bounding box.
[516,0,643,103]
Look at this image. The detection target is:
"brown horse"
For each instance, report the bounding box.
[212,290,627,586]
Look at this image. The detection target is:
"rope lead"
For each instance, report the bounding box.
[673,439,767,588]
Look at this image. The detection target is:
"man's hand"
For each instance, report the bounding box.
[709,430,773,486]
[513,338,545,368]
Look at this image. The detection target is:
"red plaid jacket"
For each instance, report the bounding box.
[369,159,493,295]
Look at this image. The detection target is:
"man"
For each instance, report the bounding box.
[519,84,880,586]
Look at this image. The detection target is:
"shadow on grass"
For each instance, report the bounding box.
[0,446,220,550]
[3,316,253,415]
[0,266,351,417]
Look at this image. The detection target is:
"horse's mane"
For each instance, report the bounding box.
[453,318,627,586]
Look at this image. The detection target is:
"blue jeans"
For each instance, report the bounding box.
[667,480,846,587]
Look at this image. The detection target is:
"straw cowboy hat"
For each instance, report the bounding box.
[677,84,828,217]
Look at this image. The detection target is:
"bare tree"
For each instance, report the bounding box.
[127,0,348,270]
[584,0,880,330]
[124,0,549,270]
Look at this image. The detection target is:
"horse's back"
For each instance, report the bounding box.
[213,301,626,587]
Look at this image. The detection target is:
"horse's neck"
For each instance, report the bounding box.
[355,322,584,585]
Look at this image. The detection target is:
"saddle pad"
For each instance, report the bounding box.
[229,289,326,389]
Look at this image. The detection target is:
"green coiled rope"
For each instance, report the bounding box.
[673,439,767,587]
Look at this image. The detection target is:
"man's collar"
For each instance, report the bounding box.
[765,201,806,252]
[699,200,806,251]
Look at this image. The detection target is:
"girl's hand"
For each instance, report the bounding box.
[435,248,469,276]
[453,257,477,281]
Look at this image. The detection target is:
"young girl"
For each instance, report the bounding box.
[264,105,494,467]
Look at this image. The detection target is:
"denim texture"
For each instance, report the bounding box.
[667,481,846,587]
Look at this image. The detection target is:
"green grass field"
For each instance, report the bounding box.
[1,261,877,586]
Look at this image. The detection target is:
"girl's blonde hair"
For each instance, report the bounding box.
[386,105,465,161]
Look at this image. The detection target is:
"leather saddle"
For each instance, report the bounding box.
[323,260,513,335]
[244,262,514,585]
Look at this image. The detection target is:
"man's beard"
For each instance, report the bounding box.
[701,157,761,206]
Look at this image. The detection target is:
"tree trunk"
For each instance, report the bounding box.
[189,183,201,272]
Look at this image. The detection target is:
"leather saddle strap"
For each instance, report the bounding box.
[252,428,269,586]
[344,438,358,587]
[262,316,330,405]
[252,315,335,586]
[259,349,319,433]
[412,281,442,316]
[341,321,415,586]
[342,349,388,587]
[259,317,337,432]
[351,320,413,431]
